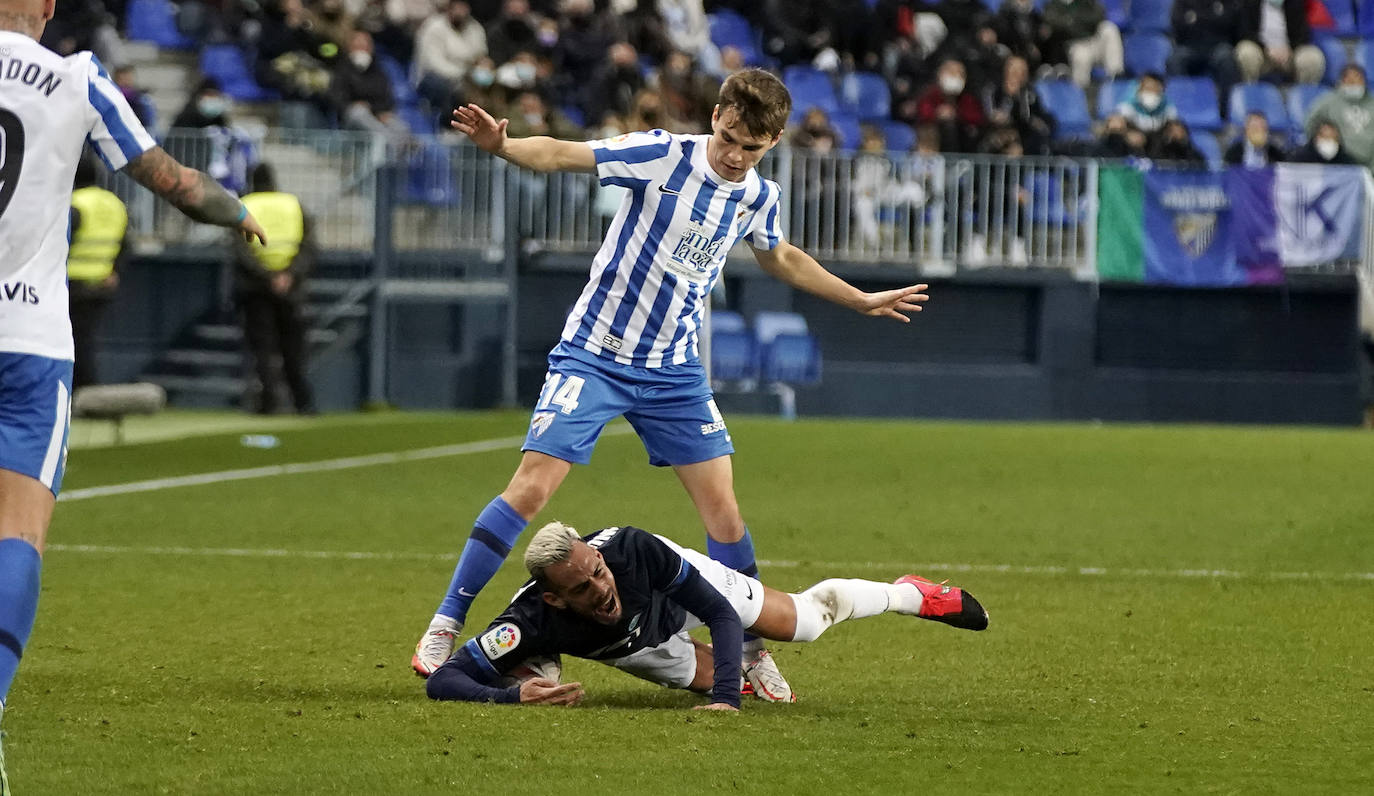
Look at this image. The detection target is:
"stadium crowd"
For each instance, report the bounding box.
[35,0,1374,171]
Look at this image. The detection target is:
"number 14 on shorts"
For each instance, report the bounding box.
[537,374,584,415]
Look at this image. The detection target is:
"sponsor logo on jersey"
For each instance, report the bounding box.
[1,282,39,305]
[479,623,521,660]
[530,411,555,438]
[666,220,726,285]
[602,333,623,351]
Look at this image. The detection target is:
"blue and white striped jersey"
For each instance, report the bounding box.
[0,33,155,360]
[560,130,785,368]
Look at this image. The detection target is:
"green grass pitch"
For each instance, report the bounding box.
[5,411,1373,793]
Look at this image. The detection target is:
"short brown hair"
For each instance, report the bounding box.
[717,68,791,139]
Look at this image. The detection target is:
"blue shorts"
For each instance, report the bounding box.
[522,342,734,467]
[0,353,73,496]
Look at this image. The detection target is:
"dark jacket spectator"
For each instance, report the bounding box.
[581,41,646,123]
[331,33,396,118]
[1288,121,1358,164]
[1235,0,1324,84]
[556,0,620,93]
[1168,0,1244,100]
[982,56,1054,155]
[173,81,233,129]
[1223,112,1286,166]
[486,0,541,65]
[1148,119,1207,165]
[993,0,1046,71]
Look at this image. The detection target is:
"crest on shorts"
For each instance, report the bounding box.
[530,411,555,438]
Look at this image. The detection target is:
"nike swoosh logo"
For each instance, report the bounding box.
[458,588,478,598]
[657,185,680,195]
[744,580,753,600]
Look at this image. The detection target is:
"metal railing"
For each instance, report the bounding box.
[104,133,1374,281]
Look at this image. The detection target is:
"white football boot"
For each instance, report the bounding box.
[411,615,463,677]
[743,648,797,703]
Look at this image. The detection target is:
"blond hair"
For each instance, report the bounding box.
[523,521,581,583]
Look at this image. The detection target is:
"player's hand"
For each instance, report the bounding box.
[519,677,584,706]
[856,283,929,322]
[692,702,739,712]
[239,210,267,246]
[451,103,509,155]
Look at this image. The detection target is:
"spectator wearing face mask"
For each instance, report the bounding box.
[1305,65,1374,170]
[332,31,413,143]
[1289,121,1356,165]
[790,107,840,153]
[486,0,541,65]
[1094,113,1149,158]
[415,1,490,111]
[1223,111,1285,167]
[581,41,646,124]
[916,59,987,153]
[1114,73,1178,135]
[174,81,234,129]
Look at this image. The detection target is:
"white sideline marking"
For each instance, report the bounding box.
[40,544,1374,582]
[58,427,634,503]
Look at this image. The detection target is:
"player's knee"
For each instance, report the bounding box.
[788,592,828,643]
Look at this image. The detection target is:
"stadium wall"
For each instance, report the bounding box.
[103,252,1363,424]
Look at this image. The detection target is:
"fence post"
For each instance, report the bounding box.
[367,161,396,406]
[500,158,520,407]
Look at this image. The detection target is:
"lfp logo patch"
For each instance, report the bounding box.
[479,623,522,660]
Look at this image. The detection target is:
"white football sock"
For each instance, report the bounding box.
[788,579,914,642]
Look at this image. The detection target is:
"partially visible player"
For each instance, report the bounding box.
[425,522,988,708]
[0,0,266,787]
[414,68,931,701]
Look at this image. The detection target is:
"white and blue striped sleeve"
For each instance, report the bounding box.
[84,55,157,171]
[747,179,785,250]
[587,129,675,187]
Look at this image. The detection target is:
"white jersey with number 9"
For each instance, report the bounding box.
[0,31,155,360]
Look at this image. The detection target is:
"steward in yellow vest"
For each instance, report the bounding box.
[233,163,316,415]
[68,156,129,388]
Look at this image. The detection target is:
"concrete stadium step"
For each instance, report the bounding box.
[192,323,339,345]
[162,349,242,368]
[145,374,247,397]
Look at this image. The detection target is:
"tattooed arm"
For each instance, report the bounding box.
[123,147,267,244]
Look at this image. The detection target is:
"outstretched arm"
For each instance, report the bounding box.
[122,147,266,244]
[668,570,744,711]
[450,103,596,174]
[750,241,929,322]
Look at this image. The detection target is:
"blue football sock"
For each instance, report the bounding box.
[0,538,41,704]
[436,497,528,623]
[707,529,759,578]
[708,529,761,641]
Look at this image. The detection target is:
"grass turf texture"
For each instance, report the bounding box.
[6,412,1373,793]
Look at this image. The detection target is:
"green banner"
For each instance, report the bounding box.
[1096,166,1145,282]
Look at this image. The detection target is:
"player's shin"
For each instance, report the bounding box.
[787,579,916,642]
[0,538,41,703]
[435,496,529,622]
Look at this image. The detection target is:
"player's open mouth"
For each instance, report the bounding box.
[594,593,617,620]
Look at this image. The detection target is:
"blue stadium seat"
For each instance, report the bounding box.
[707,10,763,66]
[1166,76,1222,131]
[783,66,841,116]
[1287,83,1326,132]
[754,311,809,345]
[1023,170,1086,226]
[1127,0,1171,33]
[403,142,456,205]
[1314,35,1347,85]
[1124,33,1170,76]
[1229,83,1291,131]
[760,333,821,386]
[199,45,276,102]
[829,113,863,151]
[840,71,891,121]
[1365,1,1374,36]
[1192,132,1222,169]
[1358,38,1374,71]
[710,330,759,382]
[1319,0,1355,37]
[125,0,196,50]
[1096,78,1135,118]
[711,308,747,334]
[378,54,417,107]
[879,120,916,153]
[1034,79,1092,138]
[1103,0,1128,27]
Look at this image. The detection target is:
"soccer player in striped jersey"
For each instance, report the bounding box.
[414,69,929,701]
[0,0,265,787]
